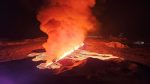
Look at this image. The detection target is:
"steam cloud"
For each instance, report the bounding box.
[37,0,98,64]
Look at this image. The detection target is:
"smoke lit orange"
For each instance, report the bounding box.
[37,0,98,65]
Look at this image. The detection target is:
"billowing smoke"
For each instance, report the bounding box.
[37,0,98,64]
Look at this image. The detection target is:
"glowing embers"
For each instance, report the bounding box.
[28,48,121,72]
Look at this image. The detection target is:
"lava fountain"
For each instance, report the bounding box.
[28,0,121,72]
[36,0,98,67]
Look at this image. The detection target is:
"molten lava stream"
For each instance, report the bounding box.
[45,43,84,67]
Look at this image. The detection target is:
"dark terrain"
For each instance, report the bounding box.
[0,38,150,84]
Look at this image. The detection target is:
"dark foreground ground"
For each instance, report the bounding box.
[0,58,150,84]
[0,37,150,84]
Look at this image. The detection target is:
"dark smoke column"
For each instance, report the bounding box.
[37,0,98,65]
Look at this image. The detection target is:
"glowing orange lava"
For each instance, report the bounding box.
[45,43,84,67]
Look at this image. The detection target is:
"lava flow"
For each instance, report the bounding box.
[45,43,84,67]
[28,45,120,73]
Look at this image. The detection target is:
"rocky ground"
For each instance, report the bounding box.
[0,37,150,84]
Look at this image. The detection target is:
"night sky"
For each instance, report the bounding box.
[0,0,150,41]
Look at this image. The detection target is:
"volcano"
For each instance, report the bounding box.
[0,0,150,84]
[0,37,150,84]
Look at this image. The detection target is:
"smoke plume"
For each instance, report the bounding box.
[37,0,98,64]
